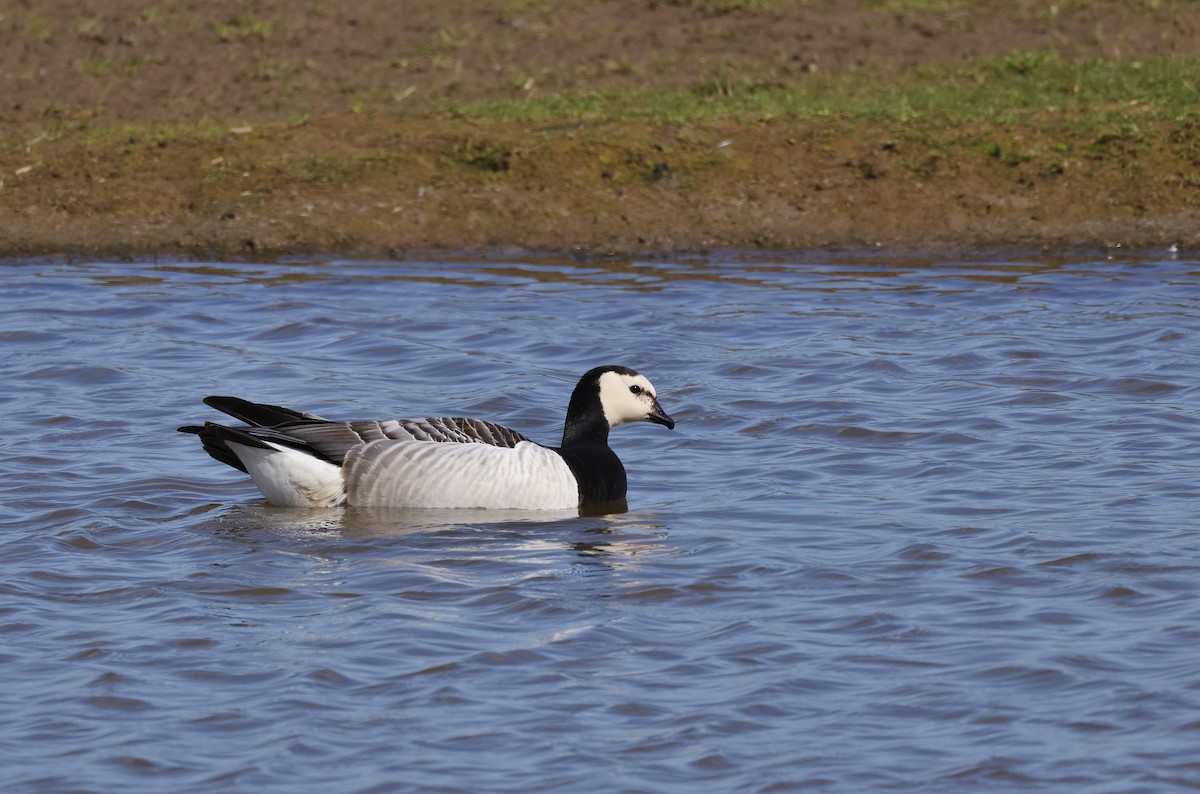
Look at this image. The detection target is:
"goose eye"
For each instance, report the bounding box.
[629,384,642,395]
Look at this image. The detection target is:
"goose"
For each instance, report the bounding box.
[178,365,675,511]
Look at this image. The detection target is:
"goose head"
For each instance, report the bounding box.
[597,368,674,429]
[562,365,674,447]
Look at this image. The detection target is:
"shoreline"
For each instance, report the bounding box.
[3,2,1198,261]
[4,112,1197,262]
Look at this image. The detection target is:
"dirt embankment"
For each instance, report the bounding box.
[3,1,1199,258]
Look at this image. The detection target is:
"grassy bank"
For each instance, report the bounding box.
[2,1,1199,257]
[455,51,1199,126]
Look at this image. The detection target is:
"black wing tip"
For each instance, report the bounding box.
[202,395,246,411]
[177,421,255,473]
[200,396,311,427]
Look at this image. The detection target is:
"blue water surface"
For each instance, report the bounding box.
[1,254,1198,793]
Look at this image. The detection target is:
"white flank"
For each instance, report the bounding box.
[343,440,578,509]
[227,441,346,507]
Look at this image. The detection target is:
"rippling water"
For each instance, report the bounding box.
[2,255,1199,792]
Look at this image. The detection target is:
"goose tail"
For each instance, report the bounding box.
[178,422,345,507]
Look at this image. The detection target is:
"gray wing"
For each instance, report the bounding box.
[277,417,533,465]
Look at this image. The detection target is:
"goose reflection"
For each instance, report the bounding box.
[202,503,672,574]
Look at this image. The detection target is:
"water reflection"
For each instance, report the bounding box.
[26,250,1195,295]
[198,503,674,576]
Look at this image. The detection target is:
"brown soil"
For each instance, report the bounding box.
[3,1,1200,258]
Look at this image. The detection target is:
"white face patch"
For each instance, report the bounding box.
[597,371,660,427]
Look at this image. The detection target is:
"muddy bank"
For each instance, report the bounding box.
[5,112,1198,259]
[3,1,1199,258]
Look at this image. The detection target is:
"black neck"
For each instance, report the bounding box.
[562,412,609,447]
[561,377,610,448]
[558,367,638,506]
[557,444,627,506]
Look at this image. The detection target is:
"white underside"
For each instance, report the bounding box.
[228,441,346,508]
[228,439,579,510]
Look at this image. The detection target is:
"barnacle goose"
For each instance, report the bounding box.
[178,365,675,511]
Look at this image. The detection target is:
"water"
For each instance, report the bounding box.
[2,255,1198,793]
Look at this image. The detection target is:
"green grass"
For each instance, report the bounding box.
[446,53,1200,127]
[16,50,1199,172]
[17,10,55,43]
[213,16,273,41]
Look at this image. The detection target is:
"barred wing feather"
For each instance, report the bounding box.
[359,417,531,446]
[277,417,532,465]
